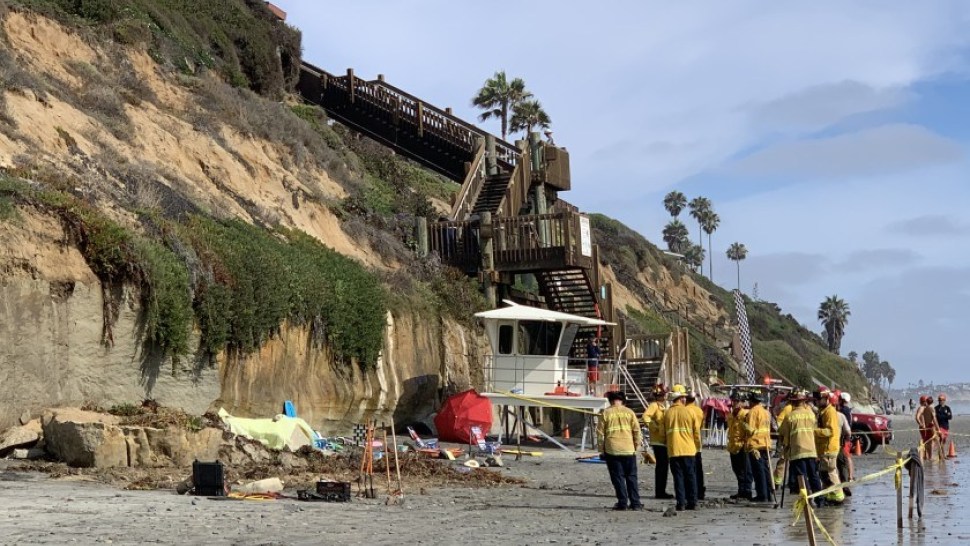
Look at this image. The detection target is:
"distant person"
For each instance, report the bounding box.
[743,391,773,503]
[642,385,673,499]
[586,338,601,393]
[665,387,699,510]
[835,392,854,496]
[916,396,939,460]
[726,391,752,500]
[597,391,642,511]
[936,394,952,456]
[777,390,824,507]
[909,398,915,414]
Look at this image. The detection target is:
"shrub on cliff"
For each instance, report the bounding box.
[14,0,300,97]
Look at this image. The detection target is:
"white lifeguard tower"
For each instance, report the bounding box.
[474,301,615,413]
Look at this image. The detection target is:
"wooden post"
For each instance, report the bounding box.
[481,212,496,307]
[377,74,385,82]
[414,217,428,258]
[485,135,498,176]
[347,68,355,103]
[897,453,904,529]
[416,101,424,137]
[797,475,817,546]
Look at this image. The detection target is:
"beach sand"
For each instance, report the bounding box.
[0,418,966,545]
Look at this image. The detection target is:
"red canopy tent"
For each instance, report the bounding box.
[434,389,493,443]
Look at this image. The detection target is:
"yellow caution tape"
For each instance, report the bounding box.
[791,454,912,545]
[495,391,599,415]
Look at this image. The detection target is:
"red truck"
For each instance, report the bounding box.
[850,412,893,453]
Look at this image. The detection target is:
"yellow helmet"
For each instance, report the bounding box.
[671,384,687,394]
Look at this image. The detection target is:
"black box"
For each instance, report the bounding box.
[315,481,351,502]
[192,460,225,496]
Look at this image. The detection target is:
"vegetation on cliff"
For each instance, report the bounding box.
[11,0,300,97]
[591,213,869,395]
[0,172,387,368]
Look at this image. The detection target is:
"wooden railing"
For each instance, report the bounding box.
[626,334,667,362]
[449,143,487,220]
[428,211,594,272]
[300,63,519,169]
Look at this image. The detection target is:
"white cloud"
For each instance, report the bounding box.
[729,124,964,178]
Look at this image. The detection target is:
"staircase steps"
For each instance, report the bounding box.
[622,361,663,414]
[471,174,512,215]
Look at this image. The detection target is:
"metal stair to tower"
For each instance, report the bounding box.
[535,268,611,359]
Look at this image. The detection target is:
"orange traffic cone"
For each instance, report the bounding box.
[947,440,957,459]
[564,424,570,440]
[853,438,862,456]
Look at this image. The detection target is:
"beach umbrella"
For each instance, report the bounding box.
[434,389,493,443]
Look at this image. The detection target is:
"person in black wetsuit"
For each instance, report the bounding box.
[936,394,953,452]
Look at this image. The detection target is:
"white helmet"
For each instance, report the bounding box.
[840,392,852,404]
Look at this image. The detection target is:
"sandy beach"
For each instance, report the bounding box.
[0,418,966,546]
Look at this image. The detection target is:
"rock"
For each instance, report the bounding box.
[234,477,284,495]
[42,409,126,468]
[0,420,42,455]
[11,447,46,459]
[19,411,31,426]
[279,451,308,470]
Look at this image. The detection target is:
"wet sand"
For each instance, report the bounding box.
[0,418,966,545]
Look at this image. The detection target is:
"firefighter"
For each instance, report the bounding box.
[726,390,752,500]
[664,386,699,510]
[685,389,706,500]
[743,390,773,503]
[777,389,824,507]
[773,392,794,490]
[814,387,845,505]
[642,384,673,499]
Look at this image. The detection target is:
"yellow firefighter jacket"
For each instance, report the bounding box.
[664,404,699,458]
[815,404,840,456]
[777,406,817,460]
[597,404,641,456]
[744,403,771,452]
[687,402,704,451]
[726,408,748,454]
[642,401,667,446]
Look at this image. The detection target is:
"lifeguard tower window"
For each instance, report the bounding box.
[498,325,514,354]
[517,321,563,356]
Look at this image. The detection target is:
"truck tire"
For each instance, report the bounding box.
[851,426,872,455]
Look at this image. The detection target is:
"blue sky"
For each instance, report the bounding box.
[282,1,970,387]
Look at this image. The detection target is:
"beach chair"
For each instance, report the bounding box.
[470,425,499,455]
[406,426,439,450]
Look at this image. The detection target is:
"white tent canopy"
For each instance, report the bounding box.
[474,300,614,327]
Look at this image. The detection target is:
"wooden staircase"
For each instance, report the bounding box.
[472,174,513,215]
[535,268,609,358]
[623,361,663,414]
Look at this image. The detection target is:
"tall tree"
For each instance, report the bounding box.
[885,363,896,391]
[688,196,711,247]
[701,210,720,280]
[818,295,851,355]
[471,71,532,140]
[684,243,705,272]
[726,242,748,291]
[663,191,687,218]
[847,350,858,366]
[862,350,880,389]
[509,98,551,136]
[662,219,690,253]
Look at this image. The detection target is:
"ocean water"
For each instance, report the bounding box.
[949,401,970,416]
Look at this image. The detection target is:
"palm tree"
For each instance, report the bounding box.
[662,219,689,253]
[862,350,880,388]
[847,350,858,365]
[818,295,850,355]
[509,99,551,136]
[701,210,720,280]
[885,363,896,391]
[688,196,711,247]
[663,191,687,218]
[471,71,532,140]
[684,243,705,272]
[726,242,748,291]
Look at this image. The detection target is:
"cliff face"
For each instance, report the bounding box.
[0,208,486,432]
[0,9,488,432]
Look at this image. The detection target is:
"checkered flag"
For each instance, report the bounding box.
[733,289,756,383]
[353,424,367,446]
